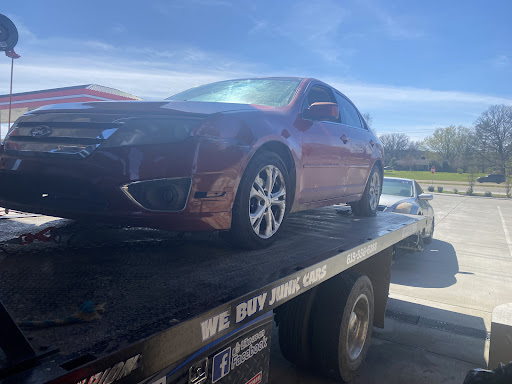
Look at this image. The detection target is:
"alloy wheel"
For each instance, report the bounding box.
[368,171,381,211]
[249,165,286,239]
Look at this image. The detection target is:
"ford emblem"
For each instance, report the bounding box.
[30,125,53,137]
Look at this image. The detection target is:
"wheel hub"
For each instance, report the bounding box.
[346,293,369,361]
[249,165,286,239]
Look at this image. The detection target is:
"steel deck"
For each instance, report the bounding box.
[0,207,426,383]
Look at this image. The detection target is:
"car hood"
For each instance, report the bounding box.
[379,194,415,208]
[29,100,263,117]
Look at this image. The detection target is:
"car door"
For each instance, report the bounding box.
[335,93,372,196]
[299,84,350,203]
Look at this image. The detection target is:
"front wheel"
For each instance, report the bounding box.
[222,151,289,249]
[350,165,382,217]
[424,217,434,244]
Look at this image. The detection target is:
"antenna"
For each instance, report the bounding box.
[0,14,20,144]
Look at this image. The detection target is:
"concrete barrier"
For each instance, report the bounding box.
[488,303,512,369]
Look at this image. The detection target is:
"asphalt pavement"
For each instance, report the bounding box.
[269,194,512,383]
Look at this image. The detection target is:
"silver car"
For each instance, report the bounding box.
[379,177,435,244]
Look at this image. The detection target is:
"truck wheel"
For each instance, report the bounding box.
[223,151,289,249]
[350,165,382,217]
[310,272,374,382]
[275,287,318,367]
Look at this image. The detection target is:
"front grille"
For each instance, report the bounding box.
[4,120,122,159]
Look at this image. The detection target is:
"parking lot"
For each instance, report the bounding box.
[270,194,512,383]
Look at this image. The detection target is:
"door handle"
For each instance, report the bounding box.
[340,135,350,144]
[369,140,375,147]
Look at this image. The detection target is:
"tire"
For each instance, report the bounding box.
[350,165,382,217]
[424,218,434,244]
[310,272,374,382]
[275,287,318,367]
[222,151,289,249]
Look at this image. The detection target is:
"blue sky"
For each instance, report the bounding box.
[1,0,511,140]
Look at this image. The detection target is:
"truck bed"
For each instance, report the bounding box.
[0,207,425,383]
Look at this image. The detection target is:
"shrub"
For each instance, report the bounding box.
[466,188,473,196]
[457,168,463,174]
[453,188,458,194]
[484,191,492,197]
[428,185,435,192]
[437,186,444,193]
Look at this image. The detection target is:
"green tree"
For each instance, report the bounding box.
[474,105,512,174]
[422,126,473,171]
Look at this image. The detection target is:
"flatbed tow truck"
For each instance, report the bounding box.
[0,207,426,384]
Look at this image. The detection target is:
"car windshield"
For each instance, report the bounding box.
[166,78,301,107]
[382,179,414,197]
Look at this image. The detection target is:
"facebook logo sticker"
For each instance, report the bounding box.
[212,347,231,383]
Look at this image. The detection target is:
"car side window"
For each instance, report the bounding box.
[336,93,363,129]
[414,181,424,195]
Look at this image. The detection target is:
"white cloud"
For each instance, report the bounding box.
[254,0,350,65]
[327,80,512,108]
[358,0,425,40]
[0,54,252,100]
[83,41,116,51]
[1,26,510,141]
[491,54,510,69]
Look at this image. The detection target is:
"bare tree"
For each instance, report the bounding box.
[467,166,477,195]
[505,175,512,198]
[379,133,411,165]
[361,112,373,129]
[474,105,512,174]
[505,162,512,198]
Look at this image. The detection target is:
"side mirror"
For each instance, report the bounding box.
[303,102,339,121]
[418,193,433,201]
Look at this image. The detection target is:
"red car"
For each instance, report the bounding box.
[0,78,383,248]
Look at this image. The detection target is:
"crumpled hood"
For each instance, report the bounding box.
[29,100,263,117]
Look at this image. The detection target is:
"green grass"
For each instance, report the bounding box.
[440,190,508,197]
[384,170,487,182]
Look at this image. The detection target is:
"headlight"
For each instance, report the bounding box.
[393,202,413,214]
[102,117,203,147]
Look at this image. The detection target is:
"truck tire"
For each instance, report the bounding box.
[350,165,382,217]
[310,272,374,382]
[222,151,289,249]
[275,287,318,367]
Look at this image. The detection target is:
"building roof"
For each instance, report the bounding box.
[0,84,142,110]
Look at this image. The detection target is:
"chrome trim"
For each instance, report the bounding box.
[121,177,192,212]
[4,120,122,159]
